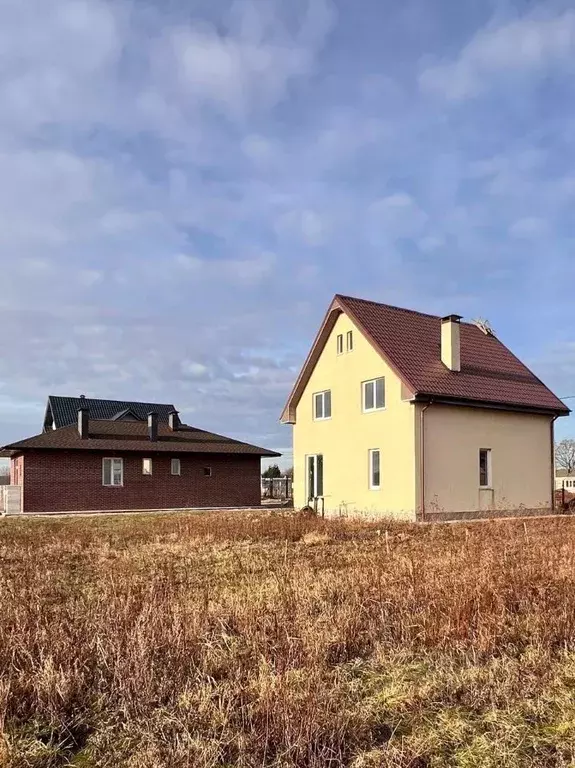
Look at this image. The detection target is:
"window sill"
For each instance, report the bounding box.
[103,485,124,488]
[369,487,381,492]
[479,486,493,491]
[313,417,332,422]
[363,407,386,414]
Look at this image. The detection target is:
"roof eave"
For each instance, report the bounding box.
[1,443,281,456]
[413,392,570,417]
[280,294,419,424]
[280,297,345,423]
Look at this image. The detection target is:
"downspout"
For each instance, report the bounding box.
[419,400,433,521]
[551,415,558,512]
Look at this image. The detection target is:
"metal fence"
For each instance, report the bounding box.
[0,485,21,514]
[261,477,293,500]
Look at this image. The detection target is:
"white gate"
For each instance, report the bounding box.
[1,486,22,514]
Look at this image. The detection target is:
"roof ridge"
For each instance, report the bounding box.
[336,294,478,325]
[48,395,176,407]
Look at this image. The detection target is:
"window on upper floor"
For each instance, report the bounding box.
[313,390,332,420]
[362,378,385,412]
[142,458,152,475]
[347,330,353,352]
[171,458,181,476]
[337,334,344,355]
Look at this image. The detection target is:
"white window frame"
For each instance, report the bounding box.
[336,334,344,355]
[346,330,353,352]
[313,390,332,421]
[479,448,492,488]
[142,458,152,475]
[171,458,181,476]
[369,449,381,490]
[362,378,385,413]
[102,457,123,487]
[307,454,324,499]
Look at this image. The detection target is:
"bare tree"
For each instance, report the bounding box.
[555,439,575,474]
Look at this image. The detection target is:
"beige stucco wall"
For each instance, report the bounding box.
[292,312,417,518]
[420,404,553,514]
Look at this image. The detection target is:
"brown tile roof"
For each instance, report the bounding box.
[281,294,569,421]
[2,420,281,457]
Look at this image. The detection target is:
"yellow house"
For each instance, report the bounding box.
[281,295,569,520]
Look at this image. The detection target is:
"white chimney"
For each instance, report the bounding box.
[441,315,462,372]
[78,407,89,439]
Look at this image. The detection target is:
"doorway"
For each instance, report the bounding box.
[307,454,324,502]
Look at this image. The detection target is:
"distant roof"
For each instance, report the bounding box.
[282,294,569,422]
[556,469,575,478]
[44,396,177,430]
[4,420,280,458]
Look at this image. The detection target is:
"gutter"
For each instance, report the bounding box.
[551,415,558,511]
[419,400,433,521]
[413,393,569,417]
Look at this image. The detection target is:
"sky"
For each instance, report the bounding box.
[1,0,575,470]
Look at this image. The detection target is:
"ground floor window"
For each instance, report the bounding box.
[369,449,381,490]
[307,454,324,500]
[103,458,123,487]
[479,449,491,488]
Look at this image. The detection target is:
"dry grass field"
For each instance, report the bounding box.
[2,511,575,767]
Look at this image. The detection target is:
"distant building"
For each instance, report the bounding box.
[1,396,279,514]
[555,469,575,491]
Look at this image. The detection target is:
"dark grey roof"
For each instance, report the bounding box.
[44,396,176,431]
[556,469,575,478]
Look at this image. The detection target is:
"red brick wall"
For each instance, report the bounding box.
[20,451,262,513]
[10,455,23,486]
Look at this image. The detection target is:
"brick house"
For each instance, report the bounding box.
[1,397,280,514]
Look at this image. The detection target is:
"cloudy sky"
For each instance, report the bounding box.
[1,0,575,467]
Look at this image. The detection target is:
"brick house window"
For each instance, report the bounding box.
[204,467,212,477]
[142,458,152,475]
[171,458,181,476]
[103,458,123,487]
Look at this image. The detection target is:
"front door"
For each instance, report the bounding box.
[307,454,324,501]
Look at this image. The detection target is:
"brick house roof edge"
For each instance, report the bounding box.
[2,420,281,458]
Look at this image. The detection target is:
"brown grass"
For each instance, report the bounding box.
[2,511,575,766]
